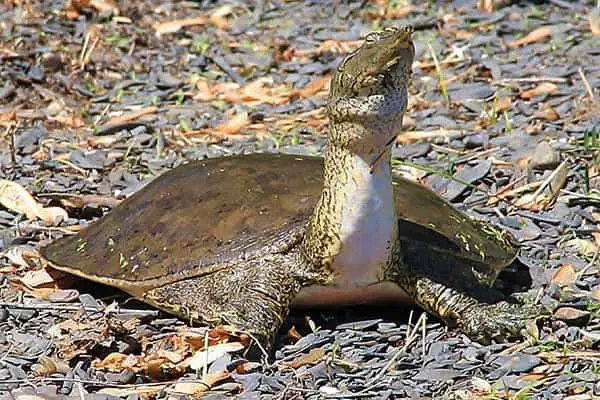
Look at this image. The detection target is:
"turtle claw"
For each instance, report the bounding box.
[458,301,546,343]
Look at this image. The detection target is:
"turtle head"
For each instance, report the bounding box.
[327,26,414,154]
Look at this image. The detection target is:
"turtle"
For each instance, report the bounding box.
[41,26,541,349]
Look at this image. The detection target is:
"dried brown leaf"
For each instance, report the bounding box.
[64,0,86,19]
[65,0,117,18]
[550,264,577,286]
[471,376,492,393]
[0,179,68,224]
[294,40,360,59]
[226,78,289,105]
[592,232,600,248]
[20,269,55,287]
[592,286,600,301]
[105,106,158,126]
[507,27,552,48]
[171,382,210,396]
[0,111,16,122]
[562,238,599,257]
[518,372,549,382]
[534,104,560,121]
[385,5,414,18]
[495,97,512,112]
[171,370,230,394]
[145,357,184,380]
[47,289,80,302]
[283,347,326,369]
[553,307,591,325]
[154,17,210,35]
[520,82,558,100]
[50,112,86,128]
[209,4,236,30]
[179,325,241,349]
[189,342,245,371]
[92,352,140,372]
[478,0,495,12]
[213,111,250,136]
[402,115,416,131]
[38,192,121,209]
[396,129,462,144]
[234,361,260,374]
[32,355,70,377]
[287,325,302,341]
[515,160,567,210]
[294,75,331,98]
[89,0,119,14]
[98,385,165,397]
[48,319,92,337]
[589,9,600,36]
[0,179,37,220]
[13,395,46,400]
[197,78,292,105]
[13,284,55,301]
[454,30,474,40]
[1,245,42,270]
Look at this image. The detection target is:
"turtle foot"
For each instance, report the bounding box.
[458,301,546,343]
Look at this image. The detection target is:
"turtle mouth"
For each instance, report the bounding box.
[363,50,414,94]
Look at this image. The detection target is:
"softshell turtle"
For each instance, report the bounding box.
[42,26,540,348]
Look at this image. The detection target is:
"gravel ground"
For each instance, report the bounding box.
[0,0,599,399]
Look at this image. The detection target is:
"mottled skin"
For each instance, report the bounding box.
[43,26,542,349]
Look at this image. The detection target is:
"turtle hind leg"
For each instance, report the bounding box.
[388,261,546,343]
[143,252,307,353]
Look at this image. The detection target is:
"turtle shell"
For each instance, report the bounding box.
[42,153,516,295]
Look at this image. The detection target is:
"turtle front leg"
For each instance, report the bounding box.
[143,252,310,353]
[388,266,545,343]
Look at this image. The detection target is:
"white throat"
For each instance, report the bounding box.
[331,150,397,287]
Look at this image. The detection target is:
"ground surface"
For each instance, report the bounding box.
[0,0,599,399]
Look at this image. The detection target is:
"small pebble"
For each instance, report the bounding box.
[530,141,561,170]
[43,53,63,71]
